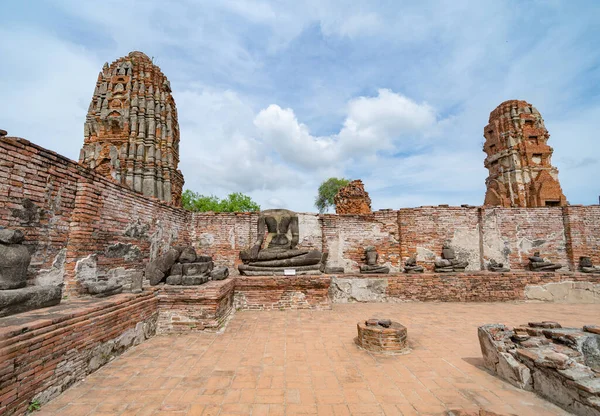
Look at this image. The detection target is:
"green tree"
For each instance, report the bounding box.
[181,190,260,212]
[315,177,350,213]
[219,192,261,212]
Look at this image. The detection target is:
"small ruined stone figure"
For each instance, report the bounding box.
[360,246,390,274]
[403,256,424,273]
[0,228,62,317]
[434,243,468,272]
[365,318,392,328]
[238,209,325,275]
[0,228,30,290]
[528,251,562,271]
[487,259,510,272]
[579,256,600,273]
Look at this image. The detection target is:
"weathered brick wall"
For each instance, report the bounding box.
[234,276,332,310]
[481,207,568,271]
[63,174,191,296]
[563,205,600,268]
[0,137,192,296]
[322,210,400,272]
[190,212,256,274]
[0,138,78,280]
[0,292,158,416]
[2,137,599,292]
[156,279,235,333]
[399,206,481,271]
[331,272,599,302]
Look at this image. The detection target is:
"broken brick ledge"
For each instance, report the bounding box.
[0,291,158,416]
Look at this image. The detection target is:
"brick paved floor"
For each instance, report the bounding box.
[36,302,600,415]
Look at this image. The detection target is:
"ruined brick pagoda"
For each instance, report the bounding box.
[80,51,184,206]
[334,179,372,215]
[483,100,566,207]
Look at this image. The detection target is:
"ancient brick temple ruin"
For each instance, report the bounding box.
[334,179,372,215]
[1,52,600,416]
[80,51,184,206]
[483,100,567,207]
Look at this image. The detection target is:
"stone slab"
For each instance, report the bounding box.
[0,285,62,317]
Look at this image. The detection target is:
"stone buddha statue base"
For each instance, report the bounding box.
[238,209,326,276]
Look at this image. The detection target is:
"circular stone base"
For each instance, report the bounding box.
[356,320,409,355]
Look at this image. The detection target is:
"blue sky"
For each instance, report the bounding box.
[1,0,599,211]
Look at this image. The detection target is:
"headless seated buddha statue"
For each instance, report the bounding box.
[528,251,562,271]
[579,256,600,273]
[359,246,390,274]
[239,209,326,275]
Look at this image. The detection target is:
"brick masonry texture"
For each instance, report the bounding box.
[0,137,192,297]
[356,321,408,354]
[322,210,400,273]
[357,272,598,302]
[399,206,481,271]
[0,291,158,416]
[1,136,599,297]
[156,279,235,333]
[234,276,332,310]
[481,207,569,271]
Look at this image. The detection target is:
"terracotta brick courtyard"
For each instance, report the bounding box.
[36,302,600,416]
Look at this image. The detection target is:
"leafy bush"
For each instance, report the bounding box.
[182,190,260,212]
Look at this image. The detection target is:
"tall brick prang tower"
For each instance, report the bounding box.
[483,100,566,207]
[80,51,184,206]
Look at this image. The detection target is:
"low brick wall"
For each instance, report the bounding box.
[329,272,600,302]
[0,291,158,416]
[156,279,235,333]
[234,276,332,310]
